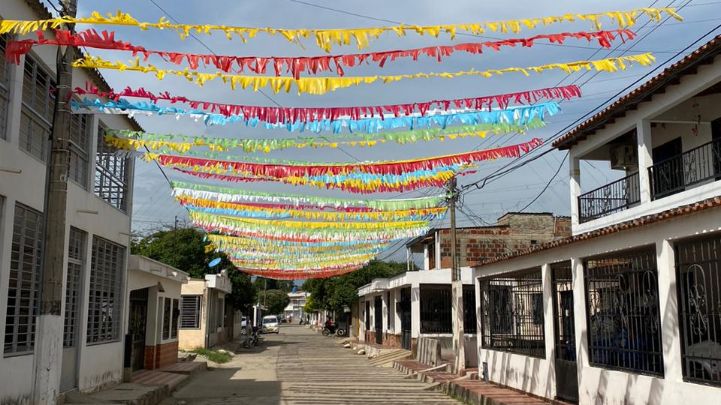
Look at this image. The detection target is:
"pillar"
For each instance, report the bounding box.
[435,231,442,270]
[411,284,421,338]
[569,152,581,229]
[657,239,683,381]
[423,245,430,271]
[541,263,556,398]
[570,257,590,383]
[637,119,653,203]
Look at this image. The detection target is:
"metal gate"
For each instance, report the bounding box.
[374,296,383,344]
[551,262,578,403]
[400,287,412,350]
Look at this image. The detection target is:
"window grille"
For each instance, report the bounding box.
[64,227,86,348]
[94,123,130,211]
[68,113,91,188]
[585,248,663,376]
[4,203,43,355]
[20,54,54,160]
[87,237,124,344]
[180,295,201,329]
[162,297,171,340]
[552,261,576,362]
[171,298,179,338]
[676,234,721,386]
[0,35,10,140]
[480,268,545,358]
[420,284,452,334]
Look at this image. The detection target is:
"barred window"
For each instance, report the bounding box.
[420,284,452,334]
[180,295,201,329]
[162,297,171,340]
[0,35,10,140]
[585,248,663,376]
[68,113,91,188]
[87,237,124,344]
[94,123,130,211]
[676,234,721,386]
[480,268,545,358]
[64,227,86,348]
[171,298,179,339]
[4,203,43,355]
[20,54,55,160]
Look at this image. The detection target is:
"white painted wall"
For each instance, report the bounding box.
[474,206,721,404]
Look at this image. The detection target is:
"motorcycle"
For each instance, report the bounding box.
[322,324,346,337]
[242,326,262,348]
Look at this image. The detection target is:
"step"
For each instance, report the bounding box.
[132,369,189,392]
[63,383,168,405]
[159,361,207,376]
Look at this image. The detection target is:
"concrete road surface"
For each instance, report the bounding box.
[162,324,459,404]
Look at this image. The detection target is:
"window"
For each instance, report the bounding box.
[585,248,663,375]
[420,285,452,334]
[20,54,55,160]
[94,123,130,211]
[4,203,43,355]
[171,298,179,339]
[552,261,576,363]
[68,113,91,188]
[0,35,10,140]
[162,297,171,340]
[676,234,721,386]
[87,237,124,344]
[64,227,86,348]
[480,268,545,358]
[180,295,201,329]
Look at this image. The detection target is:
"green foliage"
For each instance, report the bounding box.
[188,347,232,363]
[302,260,407,313]
[132,228,256,313]
[253,278,294,292]
[257,289,290,315]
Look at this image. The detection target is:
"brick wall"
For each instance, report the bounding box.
[436,213,572,268]
[144,341,178,370]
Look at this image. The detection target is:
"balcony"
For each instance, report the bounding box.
[649,137,721,200]
[578,172,641,224]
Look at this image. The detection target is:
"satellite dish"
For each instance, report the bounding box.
[208,257,222,268]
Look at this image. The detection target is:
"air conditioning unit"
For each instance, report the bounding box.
[610,144,638,170]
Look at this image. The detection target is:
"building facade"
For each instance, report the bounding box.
[178,273,233,350]
[127,255,189,372]
[473,35,721,404]
[284,291,309,322]
[0,1,140,401]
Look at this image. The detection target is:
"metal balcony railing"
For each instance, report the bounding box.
[649,137,721,200]
[578,172,641,223]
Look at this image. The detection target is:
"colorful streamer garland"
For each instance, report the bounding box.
[0,8,681,51]
[72,53,656,95]
[75,84,580,120]
[8,29,635,78]
[103,122,544,154]
[78,97,558,132]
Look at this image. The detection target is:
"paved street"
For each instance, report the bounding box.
[162,325,459,404]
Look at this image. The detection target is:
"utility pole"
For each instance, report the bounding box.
[448,176,466,375]
[34,0,77,403]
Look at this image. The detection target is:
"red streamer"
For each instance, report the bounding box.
[159,138,542,178]
[238,266,361,279]
[75,83,579,121]
[7,29,635,78]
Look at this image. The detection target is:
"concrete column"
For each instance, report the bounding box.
[571,257,589,371]
[423,245,430,271]
[569,152,581,230]
[435,231,441,270]
[541,263,556,398]
[411,284,421,338]
[657,239,683,381]
[406,247,411,272]
[5,54,24,145]
[393,289,402,332]
[637,119,653,204]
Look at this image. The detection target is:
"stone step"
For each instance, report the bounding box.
[159,361,207,376]
[132,370,188,392]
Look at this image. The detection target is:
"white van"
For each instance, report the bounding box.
[262,315,280,333]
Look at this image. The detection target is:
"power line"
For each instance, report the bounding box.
[517,152,568,212]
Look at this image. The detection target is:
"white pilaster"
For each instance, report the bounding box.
[541,263,556,399]
[423,245,430,271]
[657,239,683,381]
[571,257,589,371]
[411,284,421,338]
[637,119,653,203]
[569,152,581,230]
[435,231,441,270]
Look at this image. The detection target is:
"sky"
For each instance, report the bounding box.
[44,0,721,260]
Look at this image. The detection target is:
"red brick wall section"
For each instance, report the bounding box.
[383,333,401,348]
[144,341,178,369]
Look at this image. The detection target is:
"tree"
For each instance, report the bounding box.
[133,228,257,313]
[257,289,290,315]
[302,260,407,313]
[253,278,294,292]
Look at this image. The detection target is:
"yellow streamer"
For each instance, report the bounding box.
[73,53,656,95]
[0,8,682,51]
[179,196,446,221]
[198,213,429,231]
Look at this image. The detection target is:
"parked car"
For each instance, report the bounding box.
[261,315,280,333]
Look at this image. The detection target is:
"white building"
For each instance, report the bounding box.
[284,291,309,322]
[473,35,721,404]
[178,273,233,350]
[0,0,140,401]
